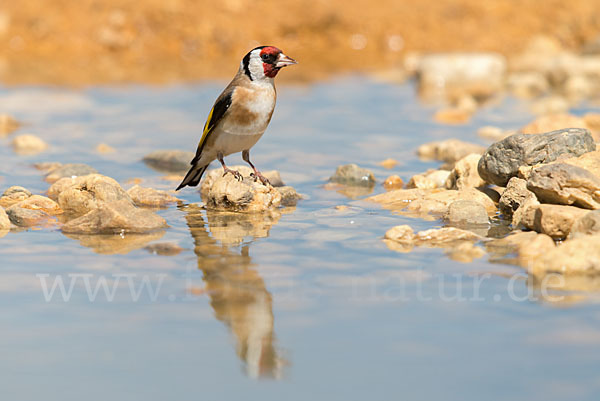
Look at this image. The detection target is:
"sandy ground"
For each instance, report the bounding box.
[1,0,600,85]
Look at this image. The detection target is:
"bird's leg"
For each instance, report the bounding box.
[217,152,243,181]
[242,149,270,185]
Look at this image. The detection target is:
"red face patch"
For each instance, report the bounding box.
[259,46,282,78]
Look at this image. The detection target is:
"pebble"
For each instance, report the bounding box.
[414,227,481,246]
[45,163,98,183]
[477,126,513,141]
[445,153,485,190]
[530,235,600,276]
[384,224,414,243]
[277,186,302,207]
[0,206,10,230]
[434,107,471,124]
[520,113,588,135]
[506,72,549,98]
[444,200,489,225]
[383,175,403,191]
[62,199,168,234]
[142,150,195,173]
[516,234,555,267]
[0,186,32,208]
[329,164,376,187]
[446,242,486,263]
[527,163,600,209]
[96,143,116,153]
[6,196,63,227]
[11,134,48,155]
[201,166,283,212]
[406,170,451,189]
[478,128,596,186]
[417,139,485,163]
[379,158,399,169]
[127,185,180,207]
[530,95,570,115]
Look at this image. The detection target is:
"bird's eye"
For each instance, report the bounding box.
[261,54,270,62]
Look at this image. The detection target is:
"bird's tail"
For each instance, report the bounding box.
[176,164,208,191]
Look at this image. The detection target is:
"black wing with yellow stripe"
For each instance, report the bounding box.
[191,90,233,164]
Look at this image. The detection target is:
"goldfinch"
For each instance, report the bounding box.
[176,46,297,190]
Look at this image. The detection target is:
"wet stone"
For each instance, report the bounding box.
[127,185,180,207]
[478,128,596,186]
[384,224,415,243]
[383,175,403,191]
[329,164,376,187]
[527,163,600,209]
[0,186,32,208]
[444,200,489,225]
[45,163,98,183]
[62,199,168,234]
[417,139,485,163]
[379,158,399,169]
[5,195,63,227]
[276,186,302,207]
[12,134,48,155]
[0,114,20,136]
[414,227,481,246]
[143,150,195,173]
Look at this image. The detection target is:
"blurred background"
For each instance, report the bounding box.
[2,0,600,85]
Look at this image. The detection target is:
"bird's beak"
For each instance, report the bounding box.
[275,53,297,68]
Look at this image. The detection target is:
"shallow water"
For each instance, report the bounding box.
[2,77,600,400]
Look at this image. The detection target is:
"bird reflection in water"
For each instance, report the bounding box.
[182,203,287,379]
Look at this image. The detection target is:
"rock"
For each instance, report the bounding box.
[568,210,600,239]
[384,224,415,243]
[34,162,62,174]
[516,233,556,267]
[277,186,302,207]
[562,150,600,177]
[582,35,600,55]
[144,242,184,256]
[584,113,600,134]
[478,128,596,186]
[367,187,496,219]
[142,150,195,173]
[530,235,600,276]
[444,200,489,225]
[564,75,594,99]
[0,114,20,136]
[5,196,62,227]
[201,166,283,212]
[49,174,132,217]
[95,143,115,153]
[417,139,485,163]
[446,242,486,263]
[521,204,589,238]
[520,113,588,135]
[263,170,285,187]
[329,164,376,187]
[416,53,506,100]
[506,72,549,98]
[406,170,451,189]
[127,185,179,207]
[477,126,514,141]
[498,177,537,218]
[0,206,10,230]
[0,186,32,208]
[11,134,48,155]
[486,230,540,257]
[527,163,600,209]
[62,199,168,234]
[379,158,399,169]
[414,227,481,246]
[45,163,98,183]
[445,153,484,190]
[530,95,570,115]
[512,193,541,228]
[433,107,471,124]
[383,175,403,191]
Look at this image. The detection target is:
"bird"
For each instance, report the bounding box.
[176,45,297,191]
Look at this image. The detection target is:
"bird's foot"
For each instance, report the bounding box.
[250,172,270,186]
[223,168,243,181]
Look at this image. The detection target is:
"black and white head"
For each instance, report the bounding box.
[241,46,297,82]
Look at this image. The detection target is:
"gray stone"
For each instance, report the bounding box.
[527,163,600,209]
[478,128,596,186]
[143,150,195,173]
[444,200,489,225]
[45,163,98,183]
[329,164,376,187]
[499,177,537,217]
[569,210,600,238]
[62,199,168,234]
[5,195,63,227]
